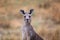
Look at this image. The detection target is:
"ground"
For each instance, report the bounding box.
[0,0,60,40]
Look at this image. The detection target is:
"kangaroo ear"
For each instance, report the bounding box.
[20,10,25,14]
[29,9,34,14]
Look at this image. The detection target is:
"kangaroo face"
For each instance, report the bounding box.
[24,13,31,23]
[20,9,34,23]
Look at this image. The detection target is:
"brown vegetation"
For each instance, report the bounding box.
[0,0,60,40]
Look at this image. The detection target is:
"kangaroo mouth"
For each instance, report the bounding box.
[27,19,29,22]
[24,19,31,24]
[26,19,31,23]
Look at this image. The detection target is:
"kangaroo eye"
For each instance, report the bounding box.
[29,16,31,17]
[24,16,26,17]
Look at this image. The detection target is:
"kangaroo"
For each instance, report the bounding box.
[20,9,43,40]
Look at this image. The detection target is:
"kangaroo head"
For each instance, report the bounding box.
[20,9,34,24]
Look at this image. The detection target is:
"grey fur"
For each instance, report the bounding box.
[20,9,43,40]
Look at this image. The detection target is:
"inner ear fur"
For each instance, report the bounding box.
[20,10,25,14]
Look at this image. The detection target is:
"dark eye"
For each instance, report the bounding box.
[29,16,31,17]
[24,16,26,17]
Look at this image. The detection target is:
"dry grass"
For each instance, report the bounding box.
[0,0,60,40]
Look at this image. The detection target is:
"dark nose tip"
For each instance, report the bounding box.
[26,19,29,22]
[27,19,29,21]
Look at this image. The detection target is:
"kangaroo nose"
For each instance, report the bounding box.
[26,19,29,22]
[27,19,29,21]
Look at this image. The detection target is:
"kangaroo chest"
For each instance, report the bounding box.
[22,25,35,37]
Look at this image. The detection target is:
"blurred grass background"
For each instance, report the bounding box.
[0,0,60,40]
